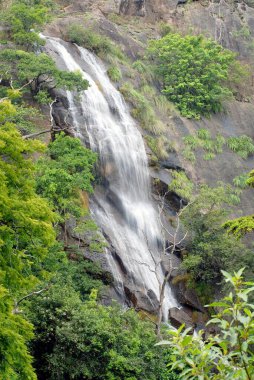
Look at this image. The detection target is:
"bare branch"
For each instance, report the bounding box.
[13,286,50,314]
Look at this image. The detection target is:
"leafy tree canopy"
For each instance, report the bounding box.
[0,286,36,380]
[28,284,165,380]
[180,185,253,291]
[36,133,97,221]
[147,33,238,119]
[0,100,56,296]
[1,0,55,49]
[0,99,56,379]
[0,49,89,98]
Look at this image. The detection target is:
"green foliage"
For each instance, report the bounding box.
[148,33,236,118]
[36,133,97,221]
[160,269,254,379]
[197,128,211,140]
[0,100,56,295]
[225,169,254,237]
[0,49,89,97]
[3,103,43,133]
[203,152,215,160]
[107,65,122,82]
[158,22,172,37]
[28,284,164,380]
[120,82,158,133]
[224,215,254,238]
[0,100,57,379]
[169,170,194,201]
[233,173,249,189]
[67,24,124,61]
[0,286,36,380]
[182,129,249,161]
[132,61,154,84]
[181,185,251,288]
[146,135,172,159]
[1,0,51,49]
[182,147,196,163]
[226,135,254,159]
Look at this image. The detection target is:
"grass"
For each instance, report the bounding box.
[120,82,158,133]
[145,135,175,160]
[183,129,254,162]
[67,24,125,62]
[182,147,196,163]
[169,170,194,201]
[233,173,249,189]
[226,135,254,159]
[107,66,122,82]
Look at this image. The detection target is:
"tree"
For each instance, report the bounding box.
[0,100,56,296]
[28,283,165,380]
[36,133,97,227]
[0,99,57,379]
[158,269,254,380]
[147,33,237,118]
[0,49,89,98]
[180,185,252,289]
[1,0,54,50]
[0,286,36,380]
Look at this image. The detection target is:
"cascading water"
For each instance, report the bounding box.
[45,36,178,319]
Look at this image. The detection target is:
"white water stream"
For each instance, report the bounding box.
[45,36,177,318]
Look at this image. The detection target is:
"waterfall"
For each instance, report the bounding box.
[45,36,178,319]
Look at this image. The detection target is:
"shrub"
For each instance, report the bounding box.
[160,269,254,380]
[169,170,194,201]
[197,128,211,140]
[233,173,249,189]
[107,65,122,81]
[1,0,51,50]
[148,33,236,119]
[203,152,215,160]
[226,135,254,158]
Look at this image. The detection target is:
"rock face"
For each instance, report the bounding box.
[43,0,254,327]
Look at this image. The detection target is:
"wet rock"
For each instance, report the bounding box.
[172,275,204,312]
[124,283,160,312]
[169,306,207,329]
[169,306,193,328]
[159,160,185,171]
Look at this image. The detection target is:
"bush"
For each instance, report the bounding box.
[107,65,122,81]
[28,284,166,380]
[183,130,227,161]
[169,170,194,201]
[148,33,236,119]
[226,135,254,158]
[161,269,254,379]
[181,185,251,287]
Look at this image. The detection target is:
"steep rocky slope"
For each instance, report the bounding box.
[42,0,254,326]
